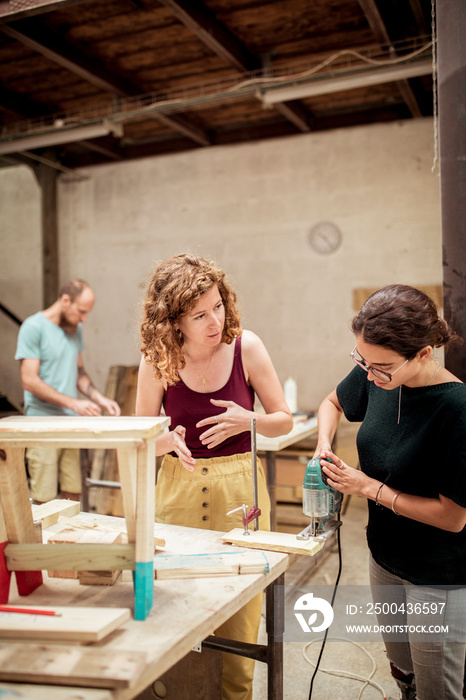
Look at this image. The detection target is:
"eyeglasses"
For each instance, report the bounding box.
[350,346,410,383]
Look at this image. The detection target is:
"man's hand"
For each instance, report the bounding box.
[96,396,121,416]
[70,398,102,416]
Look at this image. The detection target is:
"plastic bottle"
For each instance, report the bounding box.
[284,377,298,414]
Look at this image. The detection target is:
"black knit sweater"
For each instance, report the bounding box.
[337,366,466,586]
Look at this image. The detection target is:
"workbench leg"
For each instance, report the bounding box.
[265,451,277,531]
[0,541,11,603]
[116,448,137,544]
[0,447,43,597]
[79,448,91,513]
[133,439,156,621]
[0,503,11,603]
[266,573,284,700]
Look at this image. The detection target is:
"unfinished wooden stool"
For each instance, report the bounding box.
[0,415,168,620]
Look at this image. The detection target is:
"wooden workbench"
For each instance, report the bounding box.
[0,514,291,700]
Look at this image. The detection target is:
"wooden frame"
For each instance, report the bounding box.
[0,416,168,620]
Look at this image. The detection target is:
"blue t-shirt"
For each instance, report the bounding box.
[15,311,84,416]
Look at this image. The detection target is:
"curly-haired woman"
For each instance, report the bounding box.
[136,252,293,700]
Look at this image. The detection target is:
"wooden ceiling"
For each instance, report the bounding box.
[0,0,434,172]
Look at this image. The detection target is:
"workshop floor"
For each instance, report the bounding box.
[253,494,399,700]
[253,421,400,700]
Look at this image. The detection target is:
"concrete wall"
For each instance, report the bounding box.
[0,117,441,412]
[0,166,42,409]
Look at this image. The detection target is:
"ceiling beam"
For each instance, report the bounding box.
[154,112,210,146]
[408,0,430,35]
[358,0,392,44]
[0,17,211,147]
[357,0,423,118]
[158,0,260,73]
[0,85,54,118]
[78,140,122,161]
[0,20,140,96]
[273,101,311,132]
[159,0,311,132]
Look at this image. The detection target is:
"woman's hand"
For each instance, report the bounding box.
[171,425,196,472]
[197,399,250,449]
[313,441,332,460]
[320,449,370,495]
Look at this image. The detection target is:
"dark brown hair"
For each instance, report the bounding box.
[352,284,462,358]
[140,253,242,384]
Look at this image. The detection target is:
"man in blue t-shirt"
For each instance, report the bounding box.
[15,279,121,503]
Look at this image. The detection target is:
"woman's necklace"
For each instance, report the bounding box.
[426,360,441,386]
[186,348,216,389]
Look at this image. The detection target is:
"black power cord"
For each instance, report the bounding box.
[307,515,343,700]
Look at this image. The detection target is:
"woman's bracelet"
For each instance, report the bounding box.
[391,492,402,515]
[375,483,384,506]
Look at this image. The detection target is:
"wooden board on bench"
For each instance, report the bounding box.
[221,529,323,556]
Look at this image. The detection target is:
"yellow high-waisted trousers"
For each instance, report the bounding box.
[156,452,271,700]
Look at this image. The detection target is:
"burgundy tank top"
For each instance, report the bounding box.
[163,335,254,458]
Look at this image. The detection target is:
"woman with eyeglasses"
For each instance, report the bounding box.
[315,284,466,700]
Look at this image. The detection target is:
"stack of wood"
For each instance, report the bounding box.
[33,502,166,586]
[47,528,124,585]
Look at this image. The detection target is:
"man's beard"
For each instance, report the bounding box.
[59,312,78,334]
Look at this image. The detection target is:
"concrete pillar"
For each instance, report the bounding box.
[38,161,59,307]
[437,0,466,379]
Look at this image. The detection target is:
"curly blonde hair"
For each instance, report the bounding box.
[140,253,242,384]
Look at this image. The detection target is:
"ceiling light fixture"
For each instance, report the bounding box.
[0,120,123,155]
[260,57,432,104]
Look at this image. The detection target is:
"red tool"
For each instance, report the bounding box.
[226,418,261,535]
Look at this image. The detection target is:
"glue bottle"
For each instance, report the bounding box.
[284,377,298,414]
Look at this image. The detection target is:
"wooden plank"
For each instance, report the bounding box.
[0,643,145,688]
[5,543,135,571]
[46,527,123,581]
[221,529,324,557]
[0,606,130,643]
[152,550,269,579]
[0,498,7,543]
[353,284,443,311]
[31,499,81,529]
[0,448,36,544]
[0,436,151,449]
[134,438,156,620]
[116,447,137,542]
[47,513,166,548]
[48,528,123,545]
[0,446,43,596]
[78,569,121,585]
[0,497,11,604]
[0,415,169,442]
